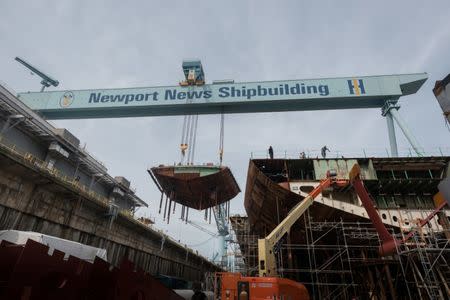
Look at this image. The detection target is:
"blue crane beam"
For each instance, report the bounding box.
[17,73,427,120]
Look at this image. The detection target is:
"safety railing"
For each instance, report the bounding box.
[250,146,450,160]
[0,135,161,227]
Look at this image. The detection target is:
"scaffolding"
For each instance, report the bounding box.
[230,208,450,299]
[229,216,259,275]
[272,209,450,299]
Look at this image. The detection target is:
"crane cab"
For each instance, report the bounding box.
[180,60,205,86]
[214,272,309,300]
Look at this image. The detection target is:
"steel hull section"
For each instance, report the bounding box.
[0,238,184,300]
[148,165,240,210]
[244,157,450,238]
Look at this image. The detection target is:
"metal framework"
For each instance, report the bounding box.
[279,210,450,299]
[229,212,450,299]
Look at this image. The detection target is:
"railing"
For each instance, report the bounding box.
[250,146,450,160]
[0,135,145,215]
[79,146,107,169]
[0,134,217,265]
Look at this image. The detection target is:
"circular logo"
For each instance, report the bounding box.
[60,91,74,108]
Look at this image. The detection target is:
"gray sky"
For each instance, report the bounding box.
[1,0,450,260]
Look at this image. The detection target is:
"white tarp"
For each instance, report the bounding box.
[0,230,107,262]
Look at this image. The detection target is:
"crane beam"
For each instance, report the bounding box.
[17,73,427,120]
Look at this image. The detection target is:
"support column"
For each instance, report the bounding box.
[389,108,423,156]
[385,112,398,157]
[0,118,11,135]
[382,100,423,157]
[1,115,25,136]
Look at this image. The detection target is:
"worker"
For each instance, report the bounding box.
[268,146,274,159]
[321,145,330,158]
[239,283,249,300]
[191,281,207,300]
[300,151,306,159]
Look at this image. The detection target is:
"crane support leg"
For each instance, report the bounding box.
[382,100,423,157]
[389,108,423,156]
[385,112,398,157]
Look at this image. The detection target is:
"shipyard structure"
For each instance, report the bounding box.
[0,83,220,284]
[230,157,450,299]
[2,56,449,299]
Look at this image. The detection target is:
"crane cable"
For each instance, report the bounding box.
[219,112,225,165]
[187,235,216,247]
[180,87,199,165]
[190,115,199,165]
[180,115,188,162]
[186,114,196,165]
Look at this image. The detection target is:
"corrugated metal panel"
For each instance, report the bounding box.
[313,159,377,180]
[313,159,358,179]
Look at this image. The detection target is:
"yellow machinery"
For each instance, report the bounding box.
[258,170,348,277]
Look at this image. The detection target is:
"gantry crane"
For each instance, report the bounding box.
[17,59,428,158]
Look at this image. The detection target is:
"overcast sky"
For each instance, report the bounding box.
[1,1,450,260]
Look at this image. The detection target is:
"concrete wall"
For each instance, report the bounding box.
[0,158,219,281]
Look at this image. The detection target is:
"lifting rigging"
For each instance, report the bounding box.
[178,61,231,267]
[150,60,234,267]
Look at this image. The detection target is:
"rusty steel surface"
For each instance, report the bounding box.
[242,157,450,297]
[148,165,240,210]
[0,239,184,300]
[244,157,450,238]
[244,159,304,235]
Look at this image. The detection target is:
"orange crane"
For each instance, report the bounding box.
[350,164,449,255]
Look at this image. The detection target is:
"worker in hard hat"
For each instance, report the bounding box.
[268,146,274,159]
[239,283,249,300]
[321,145,330,158]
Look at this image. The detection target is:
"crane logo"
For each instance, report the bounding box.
[347,79,366,96]
[60,91,74,108]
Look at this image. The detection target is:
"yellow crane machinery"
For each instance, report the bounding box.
[258,170,348,277]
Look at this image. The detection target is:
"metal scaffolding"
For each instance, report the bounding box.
[274,210,450,299]
[229,216,259,275]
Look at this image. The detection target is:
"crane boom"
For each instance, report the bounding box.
[16,73,427,120]
[258,172,348,277]
[15,57,59,91]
